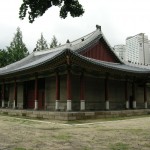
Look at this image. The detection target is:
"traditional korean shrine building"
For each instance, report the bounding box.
[0,25,150,113]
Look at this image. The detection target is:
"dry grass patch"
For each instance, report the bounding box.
[0,115,150,150]
[53,133,72,141]
[109,142,130,150]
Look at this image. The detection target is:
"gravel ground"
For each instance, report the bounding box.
[0,115,150,150]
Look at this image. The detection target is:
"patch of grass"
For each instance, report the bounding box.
[14,148,26,150]
[97,128,144,132]
[0,113,62,124]
[2,117,36,125]
[6,118,20,123]
[37,127,62,131]
[83,146,91,150]
[21,113,26,117]
[53,133,72,141]
[2,112,8,115]
[14,148,33,150]
[110,142,130,150]
[128,128,144,134]
[65,115,150,124]
[20,120,39,125]
[1,112,150,125]
[144,143,150,148]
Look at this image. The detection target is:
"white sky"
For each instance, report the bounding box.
[0,0,150,52]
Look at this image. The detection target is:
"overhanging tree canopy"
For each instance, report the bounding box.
[19,0,84,23]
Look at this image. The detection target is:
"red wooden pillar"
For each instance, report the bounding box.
[67,69,72,111]
[13,78,17,109]
[80,72,85,111]
[144,83,147,109]
[55,72,60,110]
[125,80,129,109]
[34,74,38,110]
[2,79,5,108]
[105,75,109,110]
[132,82,136,109]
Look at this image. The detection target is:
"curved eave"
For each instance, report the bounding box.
[0,49,68,78]
[68,50,150,76]
[1,48,150,79]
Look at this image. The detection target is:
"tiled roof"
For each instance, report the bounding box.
[0,49,64,75]
[0,25,150,76]
[78,55,150,73]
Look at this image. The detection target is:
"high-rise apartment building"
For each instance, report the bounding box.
[125,33,150,64]
[113,45,126,60]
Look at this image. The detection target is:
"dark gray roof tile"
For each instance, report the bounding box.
[0,26,150,76]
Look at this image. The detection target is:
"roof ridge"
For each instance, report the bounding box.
[70,30,96,45]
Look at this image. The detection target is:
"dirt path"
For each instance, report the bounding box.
[0,115,150,150]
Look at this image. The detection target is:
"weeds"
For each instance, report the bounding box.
[110,142,129,150]
[53,133,72,141]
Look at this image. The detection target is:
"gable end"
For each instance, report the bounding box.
[79,39,120,63]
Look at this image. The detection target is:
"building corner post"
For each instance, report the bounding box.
[13,78,17,109]
[34,74,38,110]
[67,69,72,111]
[125,79,129,109]
[132,81,136,109]
[2,100,5,108]
[144,83,147,109]
[55,71,60,111]
[105,75,109,110]
[34,100,38,110]
[1,79,5,108]
[80,72,85,111]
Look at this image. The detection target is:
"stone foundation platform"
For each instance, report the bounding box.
[0,109,150,121]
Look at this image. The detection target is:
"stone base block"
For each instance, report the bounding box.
[34,100,38,110]
[2,100,5,108]
[126,101,129,109]
[145,101,148,109]
[67,100,72,111]
[133,101,136,109]
[13,101,16,109]
[105,101,109,110]
[80,100,85,111]
[55,100,59,111]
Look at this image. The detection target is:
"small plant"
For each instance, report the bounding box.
[14,148,26,150]
[110,142,129,150]
[83,146,91,150]
[145,143,150,148]
[14,148,33,150]
[53,133,71,141]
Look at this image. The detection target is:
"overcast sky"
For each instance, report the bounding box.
[0,0,150,52]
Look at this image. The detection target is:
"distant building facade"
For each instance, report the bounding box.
[125,33,150,64]
[113,45,126,60]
